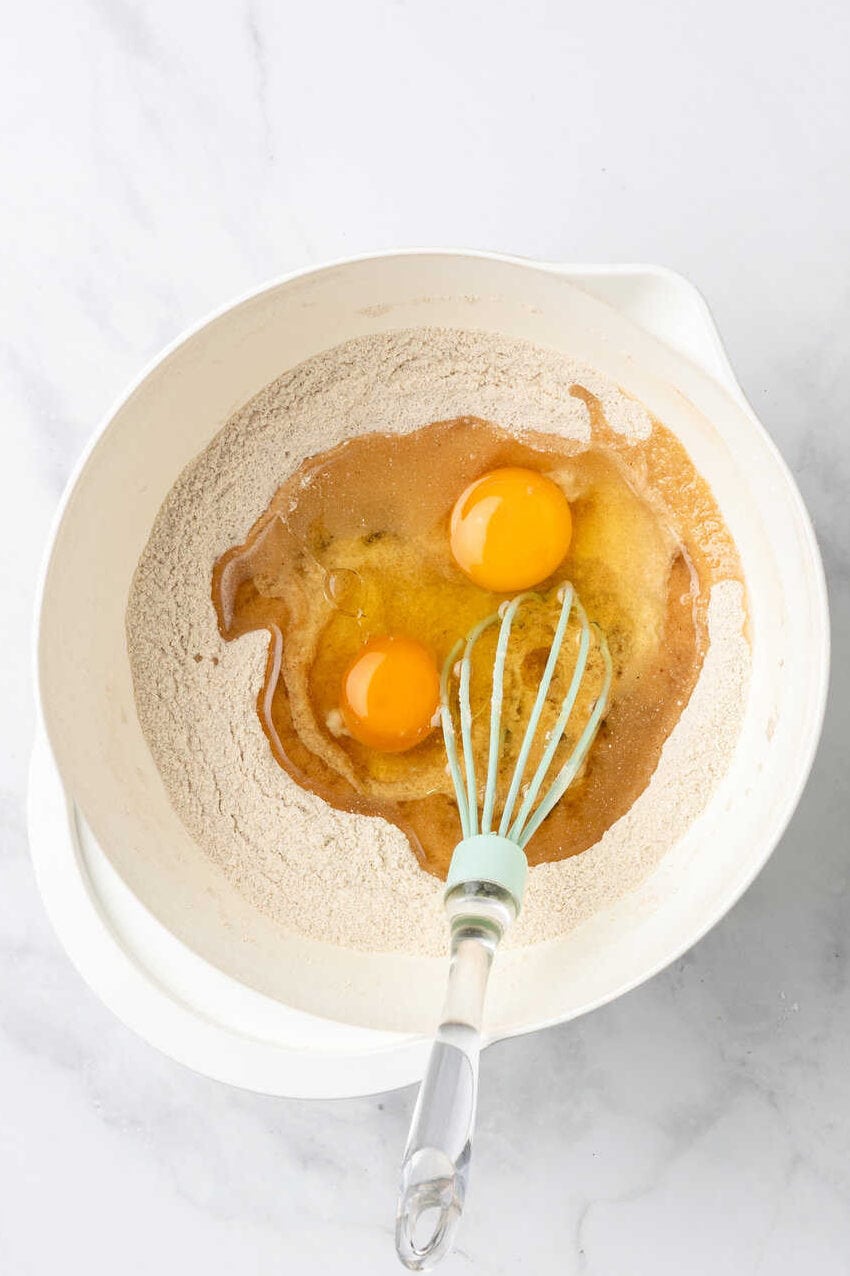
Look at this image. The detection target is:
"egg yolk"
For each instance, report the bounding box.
[449,466,572,592]
[339,635,441,753]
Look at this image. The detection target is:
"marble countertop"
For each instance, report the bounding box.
[3,1,848,1271]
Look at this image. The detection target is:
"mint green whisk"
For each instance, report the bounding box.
[396,583,612,1270]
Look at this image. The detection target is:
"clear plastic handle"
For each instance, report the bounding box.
[396,913,502,1270]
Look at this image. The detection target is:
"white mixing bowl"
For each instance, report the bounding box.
[32,252,828,1095]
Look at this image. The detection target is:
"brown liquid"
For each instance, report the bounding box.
[213,405,741,877]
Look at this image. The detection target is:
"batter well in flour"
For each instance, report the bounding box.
[212,409,740,878]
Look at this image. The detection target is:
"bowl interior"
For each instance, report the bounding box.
[37,253,827,1035]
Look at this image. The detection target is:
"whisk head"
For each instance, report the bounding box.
[440,582,612,902]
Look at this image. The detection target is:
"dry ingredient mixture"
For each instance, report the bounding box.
[127,329,750,956]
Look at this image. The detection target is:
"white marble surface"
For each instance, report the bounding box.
[2,0,849,1271]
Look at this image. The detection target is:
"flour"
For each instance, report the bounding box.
[126,328,749,957]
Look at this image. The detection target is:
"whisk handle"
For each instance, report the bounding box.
[395,1031,479,1269]
[395,920,499,1271]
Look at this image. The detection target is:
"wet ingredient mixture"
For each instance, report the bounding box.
[212,411,738,877]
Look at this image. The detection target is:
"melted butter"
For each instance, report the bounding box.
[213,408,741,877]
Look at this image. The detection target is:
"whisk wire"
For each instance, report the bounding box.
[508,594,591,842]
[440,583,612,854]
[457,612,500,837]
[458,639,478,837]
[482,595,532,834]
[498,584,575,839]
[439,637,469,836]
[518,627,612,847]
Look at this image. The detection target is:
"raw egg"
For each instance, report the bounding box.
[339,635,441,753]
[449,466,572,592]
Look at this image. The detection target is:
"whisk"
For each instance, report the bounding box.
[395,582,612,1270]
